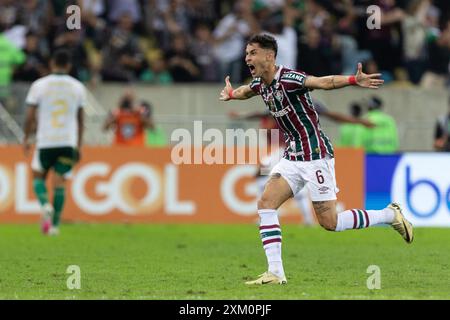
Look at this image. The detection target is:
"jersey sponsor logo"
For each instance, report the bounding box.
[282,72,304,83]
[287,151,305,156]
[270,106,291,117]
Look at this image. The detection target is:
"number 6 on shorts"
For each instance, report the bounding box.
[316,170,324,184]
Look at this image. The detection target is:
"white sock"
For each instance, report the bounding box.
[258,209,285,278]
[335,208,395,231]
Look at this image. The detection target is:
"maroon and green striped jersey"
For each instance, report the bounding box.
[249,66,334,162]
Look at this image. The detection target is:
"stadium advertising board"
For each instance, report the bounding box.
[0,146,364,223]
[366,153,450,227]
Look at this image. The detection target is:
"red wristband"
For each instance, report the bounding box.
[228,88,234,99]
[348,75,357,85]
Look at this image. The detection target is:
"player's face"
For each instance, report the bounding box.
[245,43,273,78]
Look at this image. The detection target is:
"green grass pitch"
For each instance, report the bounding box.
[0,224,449,299]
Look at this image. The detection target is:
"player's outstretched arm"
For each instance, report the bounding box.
[305,63,384,90]
[219,76,256,101]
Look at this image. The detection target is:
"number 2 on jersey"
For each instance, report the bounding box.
[51,99,69,128]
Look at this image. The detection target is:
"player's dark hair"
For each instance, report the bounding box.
[247,34,278,58]
[120,96,133,109]
[350,103,362,118]
[51,49,72,68]
[369,96,383,110]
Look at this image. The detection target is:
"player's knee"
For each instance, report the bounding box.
[53,175,66,187]
[257,196,279,210]
[317,216,337,231]
[32,170,46,180]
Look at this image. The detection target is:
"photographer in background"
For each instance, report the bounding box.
[103,89,150,146]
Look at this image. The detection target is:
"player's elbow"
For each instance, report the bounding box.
[321,79,334,90]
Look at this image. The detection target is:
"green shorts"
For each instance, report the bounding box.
[32,147,79,177]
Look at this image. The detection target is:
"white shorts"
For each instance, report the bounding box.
[270,156,339,201]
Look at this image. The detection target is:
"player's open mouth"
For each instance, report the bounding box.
[248,64,256,75]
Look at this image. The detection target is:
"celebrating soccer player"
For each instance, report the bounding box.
[23,49,86,236]
[219,34,413,285]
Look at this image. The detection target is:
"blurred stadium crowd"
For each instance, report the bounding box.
[0,0,449,88]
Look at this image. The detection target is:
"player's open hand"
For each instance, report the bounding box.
[355,63,384,89]
[219,76,233,101]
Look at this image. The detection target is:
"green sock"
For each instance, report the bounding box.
[53,187,65,227]
[32,178,49,206]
